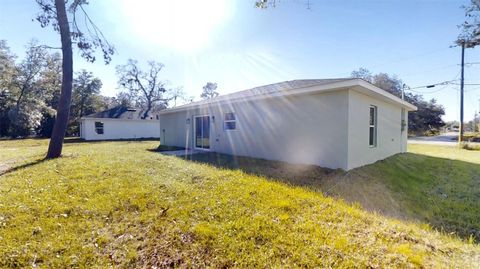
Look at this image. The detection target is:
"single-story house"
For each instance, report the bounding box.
[80,106,160,140]
[159,78,417,170]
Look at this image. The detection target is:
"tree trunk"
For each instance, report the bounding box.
[46,0,73,159]
[143,101,152,119]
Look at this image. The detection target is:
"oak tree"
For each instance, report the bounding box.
[116,59,170,118]
[200,82,219,100]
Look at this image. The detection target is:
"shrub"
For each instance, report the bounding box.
[459,142,480,151]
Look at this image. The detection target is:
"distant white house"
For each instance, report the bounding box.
[80,106,160,140]
[159,78,417,170]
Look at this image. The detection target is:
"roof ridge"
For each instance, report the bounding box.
[175,78,353,109]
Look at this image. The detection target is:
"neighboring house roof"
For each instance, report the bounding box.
[82,106,159,120]
[160,78,417,115]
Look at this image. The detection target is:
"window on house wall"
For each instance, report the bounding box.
[369,106,377,147]
[224,112,236,130]
[95,121,104,135]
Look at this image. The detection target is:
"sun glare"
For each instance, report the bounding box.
[121,0,232,53]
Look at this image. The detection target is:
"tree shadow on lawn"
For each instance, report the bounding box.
[0,158,47,176]
[174,151,480,242]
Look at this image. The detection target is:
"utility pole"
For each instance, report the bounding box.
[474,110,478,133]
[459,41,465,143]
[477,98,480,133]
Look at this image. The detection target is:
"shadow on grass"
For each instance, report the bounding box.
[177,152,341,188]
[64,137,159,144]
[147,145,186,152]
[174,151,480,242]
[0,158,47,176]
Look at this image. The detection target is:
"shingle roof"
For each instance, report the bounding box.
[172,78,355,110]
[83,106,159,120]
[160,78,417,114]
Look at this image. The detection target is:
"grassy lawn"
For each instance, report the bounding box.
[0,140,479,267]
[344,145,480,241]
[410,143,480,162]
[184,144,480,242]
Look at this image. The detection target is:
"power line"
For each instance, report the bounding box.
[407,83,454,94]
[404,72,461,94]
[408,71,460,89]
[409,79,458,90]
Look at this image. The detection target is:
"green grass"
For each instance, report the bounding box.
[408,143,480,164]
[0,140,479,267]
[185,144,480,242]
[184,144,480,242]
[346,145,480,241]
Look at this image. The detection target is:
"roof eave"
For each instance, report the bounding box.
[355,79,417,111]
[159,78,417,114]
[160,79,357,115]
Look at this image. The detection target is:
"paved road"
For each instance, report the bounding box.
[408,132,480,146]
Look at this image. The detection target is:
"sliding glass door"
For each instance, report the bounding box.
[194,116,210,149]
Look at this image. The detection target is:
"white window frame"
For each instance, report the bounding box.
[224,112,237,131]
[94,121,104,135]
[369,105,377,147]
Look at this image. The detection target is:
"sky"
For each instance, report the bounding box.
[0,0,479,121]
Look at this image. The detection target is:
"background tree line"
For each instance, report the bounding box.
[0,40,116,138]
[0,39,217,138]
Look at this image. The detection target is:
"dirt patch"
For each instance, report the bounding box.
[320,170,409,220]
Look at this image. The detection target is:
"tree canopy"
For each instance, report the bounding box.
[201,82,219,100]
[457,0,480,48]
[116,59,171,118]
[0,40,111,138]
[69,70,103,134]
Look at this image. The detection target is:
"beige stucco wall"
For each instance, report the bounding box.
[80,118,160,140]
[346,90,407,170]
[159,111,188,146]
[159,87,410,170]
[161,90,350,169]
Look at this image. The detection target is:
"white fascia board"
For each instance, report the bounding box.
[159,79,417,114]
[355,79,417,111]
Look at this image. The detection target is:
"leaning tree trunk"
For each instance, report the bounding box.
[46,0,73,158]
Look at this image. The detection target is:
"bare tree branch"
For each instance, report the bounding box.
[116,60,171,118]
